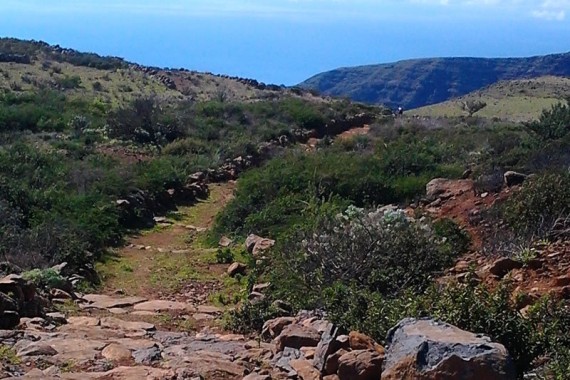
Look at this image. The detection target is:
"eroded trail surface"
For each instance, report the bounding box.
[99,182,236,310]
[12,182,275,380]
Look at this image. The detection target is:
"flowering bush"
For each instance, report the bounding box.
[278,205,466,299]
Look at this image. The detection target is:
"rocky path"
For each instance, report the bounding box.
[4,182,275,379]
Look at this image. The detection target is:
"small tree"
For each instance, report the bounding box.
[460,99,487,116]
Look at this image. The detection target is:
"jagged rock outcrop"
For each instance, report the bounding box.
[0,275,45,329]
[382,318,516,380]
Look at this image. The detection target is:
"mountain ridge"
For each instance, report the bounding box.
[299,52,570,109]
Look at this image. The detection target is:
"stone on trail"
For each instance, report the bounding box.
[17,343,58,357]
[80,294,147,310]
[133,299,196,313]
[100,317,155,332]
[67,316,100,327]
[101,343,132,361]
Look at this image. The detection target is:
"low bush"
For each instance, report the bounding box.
[527,100,570,141]
[503,173,570,238]
[215,248,234,264]
[22,268,66,289]
[283,206,463,297]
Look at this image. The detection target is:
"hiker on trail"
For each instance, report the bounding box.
[397,106,403,116]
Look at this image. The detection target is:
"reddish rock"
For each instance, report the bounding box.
[489,257,523,278]
[337,349,383,380]
[554,275,570,287]
[324,348,349,375]
[275,324,321,352]
[17,343,58,357]
[425,178,474,201]
[348,331,384,354]
[133,300,195,312]
[262,317,295,340]
[290,359,322,380]
[301,346,317,360]
[81,294,147,310]
[243,374,271,380]
[102,343,132,361]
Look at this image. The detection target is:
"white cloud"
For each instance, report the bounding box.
[531,0,568,20]
[532,9,565,20]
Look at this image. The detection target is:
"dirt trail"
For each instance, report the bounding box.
[91,182,237,330]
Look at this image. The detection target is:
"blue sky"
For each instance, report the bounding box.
[1,0,569,85]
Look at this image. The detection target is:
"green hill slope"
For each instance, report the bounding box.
[0,38,320,109]
[299,53,570,109]
[410,76,570,122]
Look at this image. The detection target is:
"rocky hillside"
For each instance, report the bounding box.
[299,52,570,109]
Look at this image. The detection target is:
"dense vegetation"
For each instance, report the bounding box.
[0,81,375,275]
[219,102,570,378]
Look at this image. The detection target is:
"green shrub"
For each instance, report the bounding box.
[215,248,234,264]
[503,173,570,238]
[527,101,570,140]
[56,75,82,90]
[273,206,464,299]
[22,268,66,289]
[223,298,286,334]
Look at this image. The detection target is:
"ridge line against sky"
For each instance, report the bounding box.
[1,1,570,84]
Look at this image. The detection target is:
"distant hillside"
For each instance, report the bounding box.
[0,38,320,108]
[299,53,570,109]
[410,76,570,122]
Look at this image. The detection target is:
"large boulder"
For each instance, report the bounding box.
[382,318,516,380]
[337,349,383,380]
[425,178,474,201]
